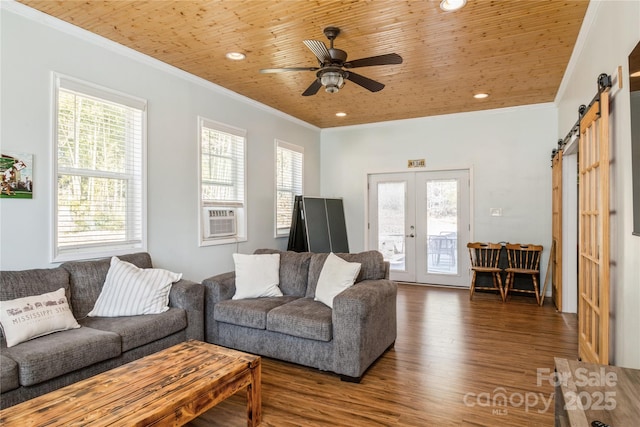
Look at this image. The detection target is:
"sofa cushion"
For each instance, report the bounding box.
[88,257,181,317]
[2,327,121,386]
[266,298,333,342]
[79,307,187,352]
[214,296,298,330]
[0,268,71,338]
[0,353,19,392]
[254,249,314,297]
[62,252,153,319]
[0,288,80,347]
[306,251,386,298]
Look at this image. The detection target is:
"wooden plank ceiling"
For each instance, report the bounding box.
[19,0,589,129]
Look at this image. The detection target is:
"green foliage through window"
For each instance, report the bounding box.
[55,77,144,257]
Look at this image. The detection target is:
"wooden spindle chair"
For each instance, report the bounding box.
[504,243,543,304]
[467,242,504,301]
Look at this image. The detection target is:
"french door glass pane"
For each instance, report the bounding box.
[426,179,458,274]
[377,182,406,271]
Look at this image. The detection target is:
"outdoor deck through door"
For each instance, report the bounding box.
[368,170,470,286]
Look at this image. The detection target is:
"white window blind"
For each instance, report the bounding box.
[276,140,303,236]
[200,118,246,207]
[54,75,146,261]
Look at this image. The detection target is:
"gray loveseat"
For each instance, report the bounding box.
[0,252,204,408]
[202,249,397,382]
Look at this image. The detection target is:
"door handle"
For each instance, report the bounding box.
[406,233,415,238]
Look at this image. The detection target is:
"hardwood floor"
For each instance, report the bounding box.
[187,284,578,426]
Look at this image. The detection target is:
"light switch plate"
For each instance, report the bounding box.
[490,208,502,217]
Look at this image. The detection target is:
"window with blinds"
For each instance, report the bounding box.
[199,117,247,245]
[53,74,146,262]
[276,140,303,237]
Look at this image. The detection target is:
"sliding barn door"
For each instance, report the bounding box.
[552,149,563,311]
[578,91,610,365]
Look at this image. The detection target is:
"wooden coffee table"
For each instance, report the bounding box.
[0,340,261,426]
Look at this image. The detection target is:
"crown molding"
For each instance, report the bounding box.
[553,0,602,105]
[1,0,319,132]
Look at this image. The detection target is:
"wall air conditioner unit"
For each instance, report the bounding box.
[203,208,237,238]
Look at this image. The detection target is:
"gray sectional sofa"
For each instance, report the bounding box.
[0,252,204,408]
[202,249,397,382]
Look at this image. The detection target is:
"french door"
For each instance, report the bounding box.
[368,170,470,286]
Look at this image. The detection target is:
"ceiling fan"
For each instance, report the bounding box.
[259,26,403,96]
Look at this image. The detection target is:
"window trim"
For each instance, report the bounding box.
[274,139,304,238]
[197,116,247,246]
[51,72,148,262]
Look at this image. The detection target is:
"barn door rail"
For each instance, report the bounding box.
[551,72,612,163]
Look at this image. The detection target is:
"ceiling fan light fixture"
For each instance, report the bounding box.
[321,71,344,93]
[262,26,401,96]
[440,0,466,12]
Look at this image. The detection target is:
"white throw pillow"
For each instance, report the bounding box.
[314,253,362,308]
[0,288,80,347]
[232,253,283,300]
[88,257,182,317]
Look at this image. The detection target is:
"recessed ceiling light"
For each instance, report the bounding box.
[631,70,640,78]
[336,112,347,117]
[474,93,489,99]
[440,0,467,12]
[225,52,246,61]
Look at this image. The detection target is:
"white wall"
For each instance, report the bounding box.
[555,0,640,369]
[0,3,321,281]
[3,0,638,370]
[320,104,558,283]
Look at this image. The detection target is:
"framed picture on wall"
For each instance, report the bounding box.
[1,151,33,199]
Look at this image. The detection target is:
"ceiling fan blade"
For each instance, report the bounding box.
[260,67,319,73]
[303,39,331,64]
[302,79,322,96]
[345,71,385,92]
[344,53,403,68]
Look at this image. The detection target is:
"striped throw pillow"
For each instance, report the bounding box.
[87,257,182,317]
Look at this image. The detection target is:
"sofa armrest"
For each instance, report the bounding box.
[201,272,236,343]
[169,279,204,341]
[202,272,236,303]
[332,279,397,379]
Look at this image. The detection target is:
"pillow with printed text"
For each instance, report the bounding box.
[0,288,80,347]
